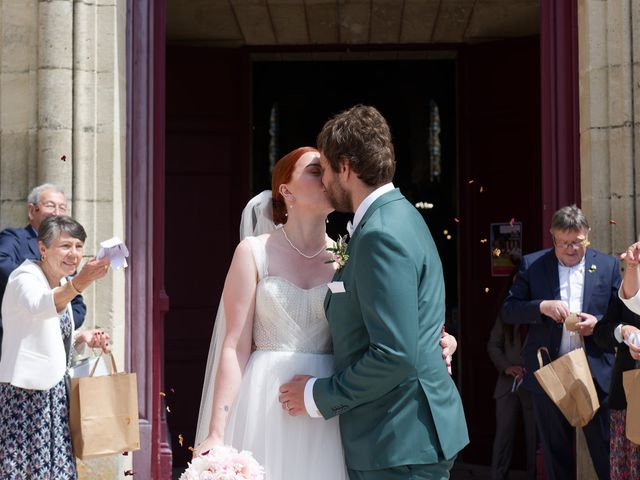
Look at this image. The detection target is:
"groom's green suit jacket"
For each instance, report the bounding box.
[315,189,469,471]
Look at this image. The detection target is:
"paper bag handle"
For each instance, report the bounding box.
[537,347,552,368]
[89,351,118,377]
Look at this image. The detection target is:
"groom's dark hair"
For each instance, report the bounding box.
[317,105,396,187]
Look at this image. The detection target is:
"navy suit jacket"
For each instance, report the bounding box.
[501,248,620,395]
[0,226,86,343]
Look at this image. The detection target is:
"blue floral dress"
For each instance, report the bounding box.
[0,310,77,479]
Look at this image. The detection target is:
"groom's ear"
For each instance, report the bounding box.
[338,157,351,178]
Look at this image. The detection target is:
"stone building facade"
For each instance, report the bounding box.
[0,0,638,479]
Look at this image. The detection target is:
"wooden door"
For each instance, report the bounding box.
[458,36,542,465]
[164,46,250,468]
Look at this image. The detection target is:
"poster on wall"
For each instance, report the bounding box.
[490,222,522,277]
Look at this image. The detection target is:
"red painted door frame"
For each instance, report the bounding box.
[126,0,172,478]
[540,0,580,245]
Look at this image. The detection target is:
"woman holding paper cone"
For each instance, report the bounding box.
[0,215,111,479]
[592,241,640,478]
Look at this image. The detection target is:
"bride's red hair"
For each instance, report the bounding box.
[271,147,319,225]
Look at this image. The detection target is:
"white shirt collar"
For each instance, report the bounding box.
[348,183,394,235]
[557,255,586,270]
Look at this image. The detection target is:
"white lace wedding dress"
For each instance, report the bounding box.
[208,236,347,479]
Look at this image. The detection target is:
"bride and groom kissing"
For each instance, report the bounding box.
[193,105,469,480]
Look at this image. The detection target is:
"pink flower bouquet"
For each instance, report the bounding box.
[180,445,264,480]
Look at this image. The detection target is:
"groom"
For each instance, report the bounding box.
[279,105,469,479]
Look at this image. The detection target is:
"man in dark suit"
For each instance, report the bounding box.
[501,205,619,480]
[487,315,537,480]
[279,105,468,479]
[0,184,86,357]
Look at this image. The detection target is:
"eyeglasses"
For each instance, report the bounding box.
[553,238,587,250]
[39,201,67,213]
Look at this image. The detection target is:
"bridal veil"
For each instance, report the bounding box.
[194,190,277,445]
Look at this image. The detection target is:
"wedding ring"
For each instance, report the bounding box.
[284,401,290,410]
[104,265,108,271]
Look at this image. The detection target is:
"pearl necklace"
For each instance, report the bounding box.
[281,228,327,259]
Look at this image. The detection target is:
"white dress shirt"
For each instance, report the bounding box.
[304,182,395,417]
[558,257,586,355]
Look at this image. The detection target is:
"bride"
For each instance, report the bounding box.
[194,146,347,478]
[193,147,458,479]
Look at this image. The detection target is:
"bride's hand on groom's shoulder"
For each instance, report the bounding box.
[192,435,223,458]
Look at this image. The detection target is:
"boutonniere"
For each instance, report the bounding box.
[326,234,350,270]
[589,264,597,273]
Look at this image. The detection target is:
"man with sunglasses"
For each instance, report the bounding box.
[501,204,619,480]
[0,184,87,358]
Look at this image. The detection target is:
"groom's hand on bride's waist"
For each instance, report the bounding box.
[279,374,312,417]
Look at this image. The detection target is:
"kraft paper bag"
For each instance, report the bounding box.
[623,369,640,445]
[69,352,140,459]
[534,347,600,427]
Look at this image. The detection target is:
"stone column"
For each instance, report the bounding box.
[578,0,640,255]
[0,0,128,478]
[72,0,128,478]
[0,0,38,227]
[578,0,640,478]
[38,0,73,190]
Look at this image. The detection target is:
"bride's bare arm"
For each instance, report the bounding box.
[195,240,258,455]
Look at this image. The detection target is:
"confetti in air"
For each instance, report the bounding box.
[609,219,617,225]
[415,201,434,210]
[60,155,66,162]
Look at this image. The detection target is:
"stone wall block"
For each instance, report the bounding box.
[74,1,96,70]
[633,63,640,124]
[37,128,73,190]
[0,203,27,230]
[581,127,611,244]
[580,0,608,70]
[632,0,640,63]
[582,67,609,129]
[38,0,73,69]
[38,69,73,129]
[1,71,35,131]
[606,0,631,67]
[97,5,116,70]
[607,63,633,126]
[2,0,38,72]
[608,125,635,249]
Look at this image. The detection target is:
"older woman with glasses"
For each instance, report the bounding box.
[0,215,111,479]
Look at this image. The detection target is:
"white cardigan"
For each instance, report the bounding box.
[0,260,74,390]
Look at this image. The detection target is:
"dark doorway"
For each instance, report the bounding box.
[458,36,542,467]
[163,40,541,474]
[164,46,250,469]
[251,58,459,316]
